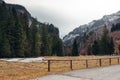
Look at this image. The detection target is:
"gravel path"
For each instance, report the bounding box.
[33,65,120,80]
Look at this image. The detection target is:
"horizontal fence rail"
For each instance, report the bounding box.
[47,56,120,72]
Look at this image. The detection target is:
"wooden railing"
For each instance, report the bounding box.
[47,56,120,72]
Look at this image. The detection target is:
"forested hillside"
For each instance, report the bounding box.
[0,1,64,58]
[63,8,120,56]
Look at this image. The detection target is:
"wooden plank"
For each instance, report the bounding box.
[109,58,111,65]
[70,60,73,70]
[47,57,120,72]
[48,60,50,72]
[118,58,119,64]
[99,59,102,67]
[47,57,120,61]
[86,60,88,68]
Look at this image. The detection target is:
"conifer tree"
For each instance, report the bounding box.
[14,22,25,57]
[31,19,40,56]
[100,26,109,55]
[20,13,32,57]
[72,39,79,56]
[92,40,99,55]
[109,38,114,55]
[40,25,49,56]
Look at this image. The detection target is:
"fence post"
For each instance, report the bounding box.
[118,58,119,64]
[99,59,102,67]
[86,60,88,68]
[109,58,111,65]
[70,60,73,70]
[48,60,50,72]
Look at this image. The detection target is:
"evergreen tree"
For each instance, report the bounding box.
[0,33,11,58]
[92,26,115,55]
[87,45,92,55]
[111,23,120,32]
[10,7,25,57]
[20,13,32,57]
[72,39,79,56]
[109,38,114,55]
[118,45,120,55]
[0,3,12,57]
[41,25,51,56]
[14,22,25,57]
[111,24,115,32]
[56,40,64,56]
[31,19,40,57]
[100,26,109,55]
[92,40,99,55]
[6,15,17,57]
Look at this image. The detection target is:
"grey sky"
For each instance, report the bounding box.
[5,0,120,38]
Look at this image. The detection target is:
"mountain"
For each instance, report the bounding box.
[63,11,120,54]
[0,1,63,58]
[63,11,120,47]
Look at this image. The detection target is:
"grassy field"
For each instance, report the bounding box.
[0,56,120,80]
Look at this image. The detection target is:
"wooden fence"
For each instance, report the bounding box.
[47,56,120,72]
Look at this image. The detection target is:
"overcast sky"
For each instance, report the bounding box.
[5,0,120,38]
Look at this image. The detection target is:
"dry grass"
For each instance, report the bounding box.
[0,56,120,80]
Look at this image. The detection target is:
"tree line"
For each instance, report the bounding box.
[91,26,114,55]
[111,23,120,32]
[71,26,115,56]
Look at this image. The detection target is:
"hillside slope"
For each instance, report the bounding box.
[63,10,120,55]
[63,11,120,47]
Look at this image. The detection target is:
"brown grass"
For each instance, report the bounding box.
[0,56,120,80]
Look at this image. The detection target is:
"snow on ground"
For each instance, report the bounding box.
[0,57,47,62]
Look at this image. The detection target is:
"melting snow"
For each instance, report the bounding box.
[0,57,47,62]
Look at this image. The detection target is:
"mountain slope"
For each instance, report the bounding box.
[63,11,120,47]
[63,11,120,55]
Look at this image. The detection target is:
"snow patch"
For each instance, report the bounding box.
[63,34,79,42]
[88,21,95,26]
[28,19,32,27]
[0,57,47,62]
[108,16,119,22]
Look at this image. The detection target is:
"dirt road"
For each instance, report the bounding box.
[34,65,120,80]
